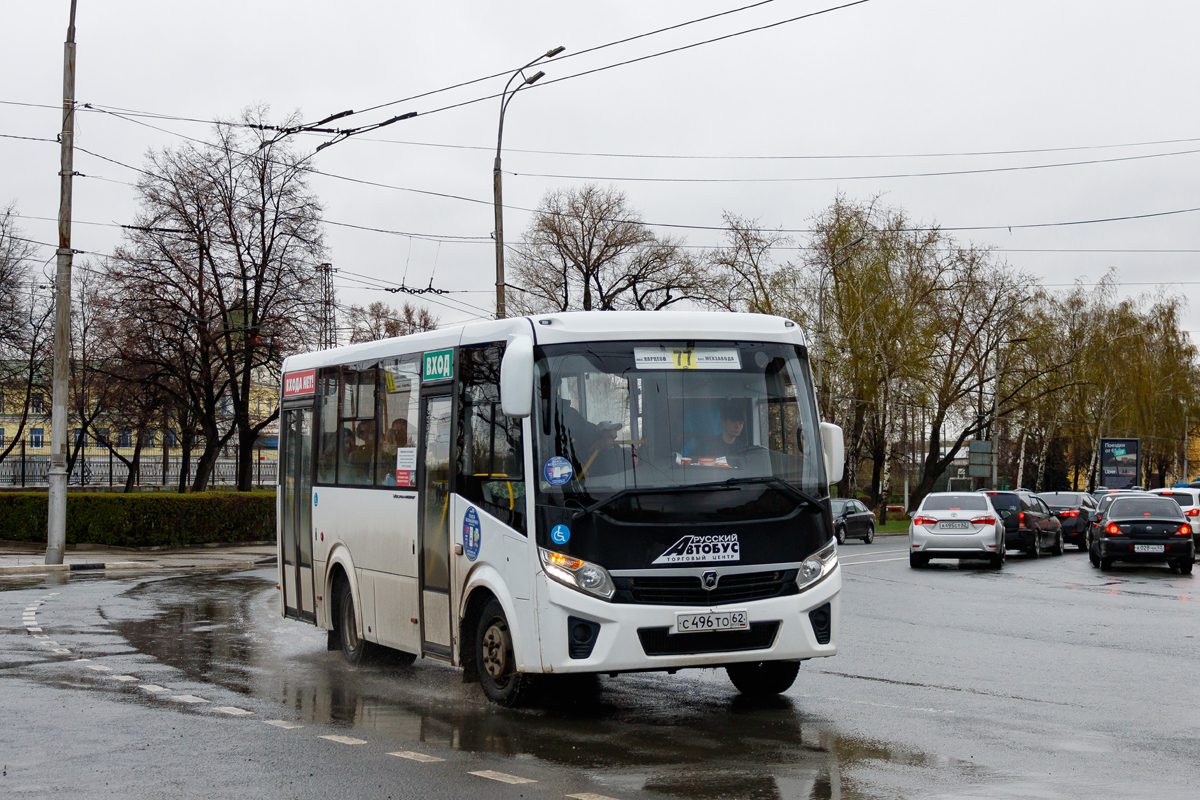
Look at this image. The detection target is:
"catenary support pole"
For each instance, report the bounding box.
[46,0,78,565]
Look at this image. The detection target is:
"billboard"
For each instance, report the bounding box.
[1099,438,1140,490]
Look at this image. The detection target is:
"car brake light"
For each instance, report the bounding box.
[971,516,996,525]
[1019,512,1025,522]
[1105,522,1123,535]
[1186,508,1199,517]
[1178,524,1191,536]
[1060,510,1078,517]
[913,516,938,526]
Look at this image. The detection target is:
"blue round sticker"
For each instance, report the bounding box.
[550,524,571,545]
[313,493,318,507]
[544,456,574,486]
[463,507,481,562]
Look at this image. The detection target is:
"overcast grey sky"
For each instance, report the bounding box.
[4,0,1198,331]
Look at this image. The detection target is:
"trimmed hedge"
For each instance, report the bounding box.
[0,491,275,548]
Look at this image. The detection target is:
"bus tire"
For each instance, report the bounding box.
[726,660,800,696]
[334,578,367,666]
[476,599,538,707]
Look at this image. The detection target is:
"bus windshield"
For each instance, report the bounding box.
[533,340,825,511]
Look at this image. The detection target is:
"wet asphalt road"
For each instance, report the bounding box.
[2,538,1197,799]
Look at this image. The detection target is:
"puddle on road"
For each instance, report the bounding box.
[111,573,988,800]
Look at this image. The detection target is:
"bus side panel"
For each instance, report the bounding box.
[373,573,421,653]
[451,495,541,673]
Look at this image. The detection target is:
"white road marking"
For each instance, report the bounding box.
[388,751,444,763]
[47,592,59,596]
[26,627,42,632]
[33,634,48,639]
[25,606,38,611]
[139,685,170,693]
[214,707,254,716]
[842,556,912,565]
[72,658,90,662]
[110,675,138,682]
[469,771,537,785]
[321,735,366,745]
[39,641,59,647]
[171,695,210,704]
[567,794,625,800]
[264,720,303,729]
[86,665,112,672]
[52,648,71,654]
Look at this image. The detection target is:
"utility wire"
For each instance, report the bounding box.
[505,146,1200,183]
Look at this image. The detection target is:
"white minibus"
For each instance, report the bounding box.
[277,311,844,705]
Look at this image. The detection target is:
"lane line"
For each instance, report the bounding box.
[264,720,303,730]
[214,707,254,716]
[389,751,445,763]
[86,665,111,672]
[321,735,367,745]
[470,771,537,785]
[52,648,71,654]
[171,695,210,704]
[139,684,170,693]
[39,641,60,647]
[25,627,42,632]
[109,675,138,682]
[567,794,625,800]
[843,556,911,565]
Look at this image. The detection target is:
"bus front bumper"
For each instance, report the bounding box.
[534,566,840,674]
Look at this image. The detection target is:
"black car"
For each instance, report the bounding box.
[1089,495,1196,574]
[1038,491,1096,551]
[982,490,1064,558]
[830,498,875,544]
[1087,491,1141,549]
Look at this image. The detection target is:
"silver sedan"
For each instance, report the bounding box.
[909,492,1006,569]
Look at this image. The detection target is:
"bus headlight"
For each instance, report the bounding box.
[539,548,615,601]
[797,539,838,592]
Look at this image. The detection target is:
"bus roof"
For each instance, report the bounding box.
[282,310,807,373]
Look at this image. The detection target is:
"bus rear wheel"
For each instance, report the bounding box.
[335,579,367,666]
[476,599,538,707]
[726,660,800,696]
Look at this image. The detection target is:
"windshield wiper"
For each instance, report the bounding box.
[715,476,827,512]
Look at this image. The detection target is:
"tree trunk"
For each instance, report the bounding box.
[1016,430,1027,491]
[124,436,145,493]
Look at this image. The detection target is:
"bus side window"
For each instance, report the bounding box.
[377,356,421,487]
[456,343,526,534]
[315,368,340,484]
[338,368,377,486]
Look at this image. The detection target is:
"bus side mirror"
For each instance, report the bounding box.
[500,335,534,418]
[820,422,844,485]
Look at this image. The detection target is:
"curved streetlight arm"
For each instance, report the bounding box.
[494,46,564,319]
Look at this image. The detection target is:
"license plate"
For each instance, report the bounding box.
[939,521,970,530]
[1134,544,1165,553]
[673,609,748,634]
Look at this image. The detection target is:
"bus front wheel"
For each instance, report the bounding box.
[476,599,538,706]
[726,660,801,696]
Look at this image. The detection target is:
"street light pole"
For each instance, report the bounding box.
[46,0,78,566]
[493,46,564,319]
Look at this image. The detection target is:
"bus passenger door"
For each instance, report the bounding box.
[280,407,316,621]
[418,393,454,656]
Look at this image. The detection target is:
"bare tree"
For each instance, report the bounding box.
[507,184,705,314]
[0,206,53,469]
[107,105,326,490]
[346,301,438,343]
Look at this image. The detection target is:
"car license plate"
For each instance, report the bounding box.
[673,610,748,634]
[1134,544,1165,553]
[939,521,970,530]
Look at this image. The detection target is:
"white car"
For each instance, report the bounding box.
[1148,487,1200,543]
[909,492,1006,569]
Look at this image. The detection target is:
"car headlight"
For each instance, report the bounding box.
[539,547,615,601]
[797,538,838,592]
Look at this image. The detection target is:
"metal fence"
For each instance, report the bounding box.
[0,453,277,489]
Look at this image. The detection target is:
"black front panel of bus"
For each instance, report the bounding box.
[536,488,832,571]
